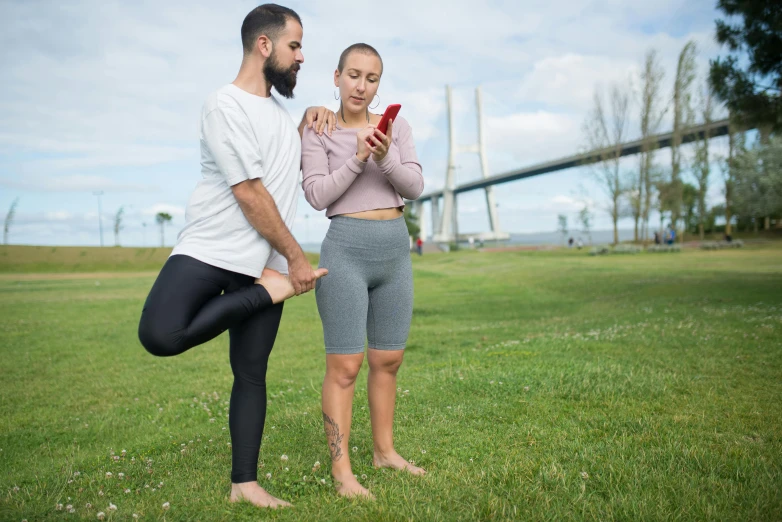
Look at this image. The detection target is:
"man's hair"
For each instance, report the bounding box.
[241,4,302,55]
[337,43,383,75]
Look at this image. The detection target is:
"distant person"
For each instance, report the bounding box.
[416,236,424,256]
[468,236,475,249]
[137,5,335,510]
[654,231,661,245]
[576,237,583,249]
[301,42,426,499]
[568,237,574,248]
[724,233,732,242]
[666,225,676,245]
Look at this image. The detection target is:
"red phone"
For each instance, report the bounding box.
[376,104,401,136]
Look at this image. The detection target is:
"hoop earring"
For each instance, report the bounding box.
[334,89,340,100]
[369,94,380,110]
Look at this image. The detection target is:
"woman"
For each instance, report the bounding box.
[301,43,426,498]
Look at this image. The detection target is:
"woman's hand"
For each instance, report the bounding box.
[356,125,376,162]
[369,119,393,162]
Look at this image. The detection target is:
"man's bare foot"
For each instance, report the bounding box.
[373,450,427,476]
[334,474,375,500]
[230,482,292,509]
[255,268,295,304]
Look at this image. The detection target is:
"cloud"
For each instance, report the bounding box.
[0,0,730,246]
[0,174,159,192]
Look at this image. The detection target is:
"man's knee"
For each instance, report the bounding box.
[138,315,183,357]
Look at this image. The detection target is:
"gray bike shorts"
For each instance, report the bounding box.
[315,215,413,355]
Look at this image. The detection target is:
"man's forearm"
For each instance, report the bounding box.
[235,180,305,265]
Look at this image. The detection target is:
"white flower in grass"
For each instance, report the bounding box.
[523,386,530,392]
[74,471,81,477]
[66,505,73,510]
[56,504,64,510]
[421,449,426,454]
[159,482,163,487]
[121,449,127,456]
[133,514,139,519]
[162,502,170,511]
[86,503,92,509]
[108,503,117,511]
[105,472,112,478]
[152,488,156,492]
[280,454,288,461]
[320,479,326,485]
[12,486,20,492]
[125,489,131,494]
[118,473,124,479]
[113,456,120,462]
[209,418,215,423]
[98,491,104,496]
[352,447,357,453]
[361,474,367,480]
[581,471,589,480]
[284,467,289,472]
[303,476,307,481]
[97,512,105,520]
[312,461,321,472]
[265,473,272,480]
[69,508,76,513]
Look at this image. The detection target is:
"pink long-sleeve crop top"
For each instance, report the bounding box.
[300,116,424,217]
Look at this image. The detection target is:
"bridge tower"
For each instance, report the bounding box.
[420,85,508,244]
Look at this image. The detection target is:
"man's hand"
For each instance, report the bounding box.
[288,255,328,295]
[301,106,337,137]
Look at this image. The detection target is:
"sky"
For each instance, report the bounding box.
[0,0,733,247]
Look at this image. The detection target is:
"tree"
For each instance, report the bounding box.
[709,0,782,136]
[671,41,698,240]
[155,212,173,247]
[114,206,125,247]
[403,205,420,239]
[691,83,715,239]
[731,135,782,230]
[578,203,593,246]
[4,198,19,245]
[583,83,631,245]
[638,49,667,244]
[557,214,568,246]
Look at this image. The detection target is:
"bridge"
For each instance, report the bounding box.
[409,86,731,244]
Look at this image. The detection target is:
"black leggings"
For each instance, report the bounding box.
[138,254,282,483]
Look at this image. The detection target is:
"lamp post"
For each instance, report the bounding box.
[93,191,104,246]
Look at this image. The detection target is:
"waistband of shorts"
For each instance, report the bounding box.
[325,215,409,250]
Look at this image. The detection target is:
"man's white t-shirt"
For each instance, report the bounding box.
[171,84,300,278]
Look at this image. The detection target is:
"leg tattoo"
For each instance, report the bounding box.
[323,411,344,461]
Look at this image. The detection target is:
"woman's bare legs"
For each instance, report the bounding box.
[322,353,374,498]
[367,348,426,475]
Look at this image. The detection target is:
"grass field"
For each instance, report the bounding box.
[1,244,781,521]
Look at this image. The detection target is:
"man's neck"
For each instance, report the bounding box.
[233,58,272,98]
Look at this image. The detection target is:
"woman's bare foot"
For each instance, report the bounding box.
[334,474,375,500]
[255,268,295,304]
[373,450,427,476]
[230,482,292,509]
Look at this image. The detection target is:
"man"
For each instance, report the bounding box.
[138,4,334,509]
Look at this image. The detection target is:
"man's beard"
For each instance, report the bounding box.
[263,51,299,99]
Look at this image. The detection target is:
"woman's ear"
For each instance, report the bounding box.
[333,69,340,88]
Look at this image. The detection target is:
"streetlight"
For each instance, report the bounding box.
[93,191,104,246]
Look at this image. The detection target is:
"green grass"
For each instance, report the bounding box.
[1,244,781,521]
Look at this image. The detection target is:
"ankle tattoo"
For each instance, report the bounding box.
[322,411,344,461]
